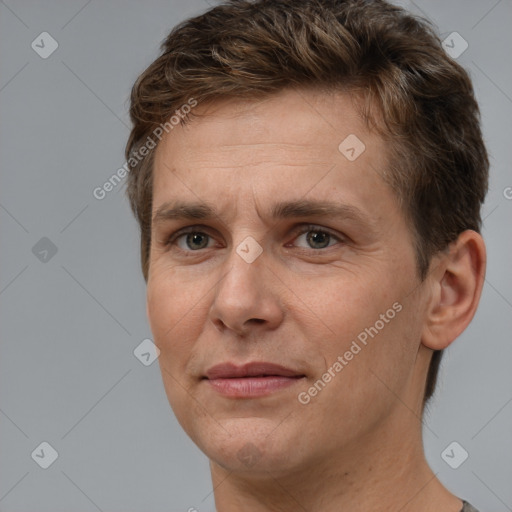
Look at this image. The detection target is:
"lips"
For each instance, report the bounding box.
[204,362,305,398]
[205,362,303,379]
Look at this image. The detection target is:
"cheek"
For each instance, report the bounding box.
[302,270,417,391]
[291,270,395,348]
[342,297,422,402]
[146,270,208,365]
[301,302,420,444]
[146,272,212,427]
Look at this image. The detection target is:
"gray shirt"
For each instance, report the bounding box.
[461,500,479,512]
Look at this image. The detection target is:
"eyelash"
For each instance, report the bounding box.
[164,224,345,252]
[287,224,344,249]
[164,226,217,252]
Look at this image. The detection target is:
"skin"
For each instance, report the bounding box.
[146,88,486,512]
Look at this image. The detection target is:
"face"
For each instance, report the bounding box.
[147,88,430,475]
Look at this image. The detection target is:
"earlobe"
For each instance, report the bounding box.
[422,230,486,351]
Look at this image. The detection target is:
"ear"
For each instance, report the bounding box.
[421,230,486,351]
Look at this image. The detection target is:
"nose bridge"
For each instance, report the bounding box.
[209,239,283,334]
[215,240,266,311]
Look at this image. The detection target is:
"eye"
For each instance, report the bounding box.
[167,228,217,251]
[292,225,343,250]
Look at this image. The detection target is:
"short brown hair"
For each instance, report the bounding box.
[125,0,489,402]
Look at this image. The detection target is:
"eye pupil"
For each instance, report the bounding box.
[307,230,330,249]
[186,232,208,250]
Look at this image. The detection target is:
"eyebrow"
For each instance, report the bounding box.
[152,199,371,227]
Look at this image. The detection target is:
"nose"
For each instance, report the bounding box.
[208,247,284,337]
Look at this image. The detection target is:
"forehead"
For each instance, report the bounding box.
[162,88,369,160]
[151,88,394,222]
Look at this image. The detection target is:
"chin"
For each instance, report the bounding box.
[191,416,305,474]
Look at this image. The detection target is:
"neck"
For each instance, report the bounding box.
[210,403,462,512]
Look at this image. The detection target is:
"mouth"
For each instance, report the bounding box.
[203,362,306,398]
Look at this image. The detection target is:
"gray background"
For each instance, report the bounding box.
[0,1,511,511]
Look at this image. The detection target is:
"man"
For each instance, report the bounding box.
[125,1,488,510]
